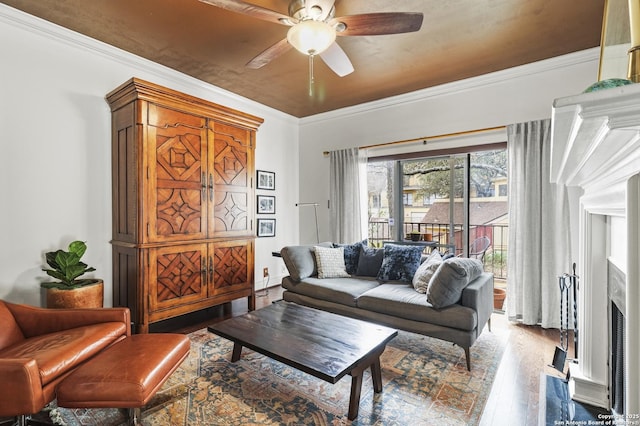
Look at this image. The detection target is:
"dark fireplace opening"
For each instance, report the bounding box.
[611,301,625,415]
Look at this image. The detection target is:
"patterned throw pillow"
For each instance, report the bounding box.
[333,239,367,275]
[377,244,424,283]
[313,246,351,279]
[412,250,443,293]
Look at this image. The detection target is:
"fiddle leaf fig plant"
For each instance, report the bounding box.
[41,240,98,289]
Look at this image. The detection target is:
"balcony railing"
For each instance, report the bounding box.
[368,220,508,279]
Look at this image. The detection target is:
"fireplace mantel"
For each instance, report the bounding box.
[551,83,640,214]
[551,83,640,414]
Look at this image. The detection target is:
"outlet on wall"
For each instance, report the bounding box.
[263,267,269,277]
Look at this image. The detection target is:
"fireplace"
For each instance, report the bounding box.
[609,260,625,415]
[551,83,640,414]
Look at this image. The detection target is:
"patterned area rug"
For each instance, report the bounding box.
[49,326,505,425]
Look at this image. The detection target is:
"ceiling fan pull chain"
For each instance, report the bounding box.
[309,54,313,96]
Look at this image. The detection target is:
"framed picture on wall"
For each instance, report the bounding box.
[257,195,276,214]
[257,218,276,237]
[257,170,275,190]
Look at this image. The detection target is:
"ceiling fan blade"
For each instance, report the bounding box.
[246,38,292,69]
[319,42,354,77]
[199,0,295,26]
[331,12,423,36]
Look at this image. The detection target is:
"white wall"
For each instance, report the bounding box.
[0,4,299,306]
[298,49,600,244]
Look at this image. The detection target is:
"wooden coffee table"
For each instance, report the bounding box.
[208,301,398,420]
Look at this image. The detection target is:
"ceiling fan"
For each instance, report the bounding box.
[199,0,424,78]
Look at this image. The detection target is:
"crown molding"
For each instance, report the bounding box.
[301,48,600,126]
[0,3,298,125]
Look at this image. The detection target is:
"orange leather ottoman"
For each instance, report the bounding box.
[56,333,190,425]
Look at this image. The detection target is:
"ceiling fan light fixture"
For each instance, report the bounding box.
[287,20,336,56]
[307,5,323,19]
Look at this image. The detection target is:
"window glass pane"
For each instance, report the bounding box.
[470,150,507,198]
[367,160,395,247]
[469,149,508,278]
[402,157,452,246]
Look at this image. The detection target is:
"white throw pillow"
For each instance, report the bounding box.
[314,246,351,279]
[412,250,443,293]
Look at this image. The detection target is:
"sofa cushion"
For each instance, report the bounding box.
[356,284,477,331]
[333,239,366,275]
[281,242,333,281]
[377,244,423,283]
[281,276,379,307]
[355,246,384,277]
[413,250,443,294]
[314,246,350,279]
[0,322,127,385]
[427,257,484,309]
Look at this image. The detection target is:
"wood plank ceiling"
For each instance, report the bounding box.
[2,0,605,117]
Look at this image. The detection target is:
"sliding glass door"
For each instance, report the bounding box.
[366,147,507,270]
[367,160,396,245]
[398,155,467,254]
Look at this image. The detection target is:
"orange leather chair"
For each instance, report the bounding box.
[0,300,130,425]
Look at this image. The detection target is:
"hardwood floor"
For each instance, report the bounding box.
[479,312,573,426]
[160,285,570,426]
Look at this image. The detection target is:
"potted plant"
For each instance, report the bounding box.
[41,240,103,308]
[494,287,507,311]
[409,230,422,241]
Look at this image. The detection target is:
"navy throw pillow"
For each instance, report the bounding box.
[333,239,367,275]
[377,243,424,283]
[355,245,384,277]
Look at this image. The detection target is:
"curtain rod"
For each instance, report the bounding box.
[322,125,506,156]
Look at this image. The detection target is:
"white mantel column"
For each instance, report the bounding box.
[568,208,609,407]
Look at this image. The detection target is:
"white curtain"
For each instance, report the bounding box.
[506,119,572,328]
[329,148,367,244]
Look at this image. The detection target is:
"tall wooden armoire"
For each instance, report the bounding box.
[106,78,263,333]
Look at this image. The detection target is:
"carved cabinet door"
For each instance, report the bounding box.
[210,121,254,237]
[148,243,208,312]
[145,104,208,243]
[210,239,254,297]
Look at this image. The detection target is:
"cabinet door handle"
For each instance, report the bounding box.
[209,174,214,202]
[209,256,214,281]
[201,172,206,199]
[201,261,207,278]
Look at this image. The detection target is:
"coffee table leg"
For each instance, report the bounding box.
[348,353,385,419]
[348,372,364,420]
[231,342,243,362]
[371,357,383,393]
